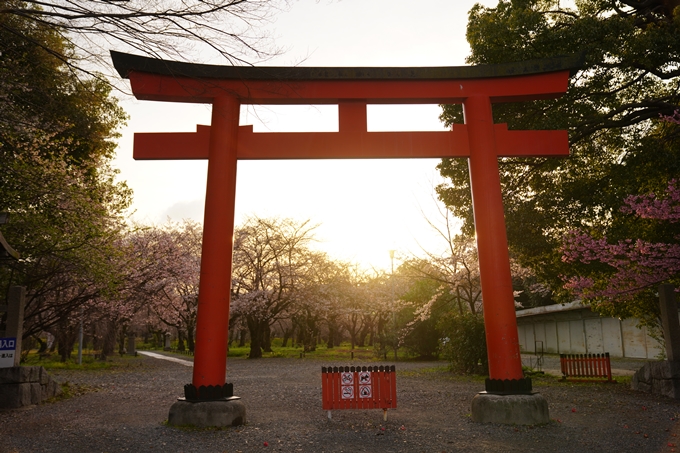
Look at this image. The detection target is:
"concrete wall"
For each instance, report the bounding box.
[516,302,663,359]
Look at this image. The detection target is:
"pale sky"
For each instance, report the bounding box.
[112,0,500,271]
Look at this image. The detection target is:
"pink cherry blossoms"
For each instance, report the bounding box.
[561,180,680,300]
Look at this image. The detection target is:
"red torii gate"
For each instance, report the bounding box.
[111,51,578,398]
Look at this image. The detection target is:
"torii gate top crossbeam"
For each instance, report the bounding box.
[111,51,581,105]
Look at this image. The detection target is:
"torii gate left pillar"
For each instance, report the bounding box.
[191,96,239,394]
[111,50,580,426]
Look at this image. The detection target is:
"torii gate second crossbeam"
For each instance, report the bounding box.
[111,51,578,402]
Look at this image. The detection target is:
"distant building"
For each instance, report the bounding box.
[516,302,663,359]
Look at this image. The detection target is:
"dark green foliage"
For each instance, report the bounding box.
[437,1,680,321]
[397,272,451,360]
[439,312,488,375]
[401,316,440,360]
[0,8,130,342]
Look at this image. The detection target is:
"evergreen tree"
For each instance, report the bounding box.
[437,1,680,315]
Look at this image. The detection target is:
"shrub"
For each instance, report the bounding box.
[438,311,488,375]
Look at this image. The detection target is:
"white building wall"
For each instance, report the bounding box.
[557,321,571,353]
[585,318,604,354]
[544,321,558,353]
[601,318,624,357]
[569,320,586,353]
[516,303,666,359]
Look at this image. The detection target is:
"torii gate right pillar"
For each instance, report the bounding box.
[465,94,549,424]
[465,94,524,383]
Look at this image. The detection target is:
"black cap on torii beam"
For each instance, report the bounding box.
[110,50,583,82]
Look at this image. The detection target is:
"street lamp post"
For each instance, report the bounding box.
[389,250,397,361]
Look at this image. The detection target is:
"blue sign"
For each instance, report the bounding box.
[0,337,15,350]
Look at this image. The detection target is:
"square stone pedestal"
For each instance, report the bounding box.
[0,366,61,409]
[471,392,549,425]
[168,397,246,428]
[632,361,680,399]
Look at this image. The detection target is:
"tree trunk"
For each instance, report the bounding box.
[186,325,195,352]
[177,329,186,351]
[34,335,47,354]
[281,326,292,348]
[358,324,371,347]
[247,316,263,359]
[154,331,163,349]
[118,325,128,354]
[100,319,117,360]
[57,332,77,362]
[48,332,57,353]
[238,328,247,347]
[56,319,77,362]
[263,323,272,353]
[327,325,336,349]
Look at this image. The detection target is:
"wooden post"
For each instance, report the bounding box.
[5,286,25,366]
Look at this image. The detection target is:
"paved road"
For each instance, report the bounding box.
[138,350,193,367]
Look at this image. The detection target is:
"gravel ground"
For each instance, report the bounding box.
[2,353,680,453]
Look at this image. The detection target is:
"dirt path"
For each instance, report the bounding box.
[2,354,680,453]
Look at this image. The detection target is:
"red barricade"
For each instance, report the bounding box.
[321,365,397,411]
[560,353,613,382]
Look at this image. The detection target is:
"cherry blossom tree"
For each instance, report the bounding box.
[562,180,680,300]
[1,8,131,360]
[230,216,317,358]
[289,254,348,352]
[561,174,680,328]
[106,221,203,354]
[408,205,483,315]
[146,221,202,352]
[336,266,370,350]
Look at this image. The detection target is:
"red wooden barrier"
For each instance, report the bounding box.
[560,353,613,382]
[322,365,397,419]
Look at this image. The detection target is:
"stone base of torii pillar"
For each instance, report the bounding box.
[168,398,246,428]
[471,393,550,425]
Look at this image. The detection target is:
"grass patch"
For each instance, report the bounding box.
[214,342,413,361]
[399,365,488,384]
[614,375,632,384]
[45,381,98,403]
[144,339,432,362]
[21,351,140,371]
[399,366,449,377]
